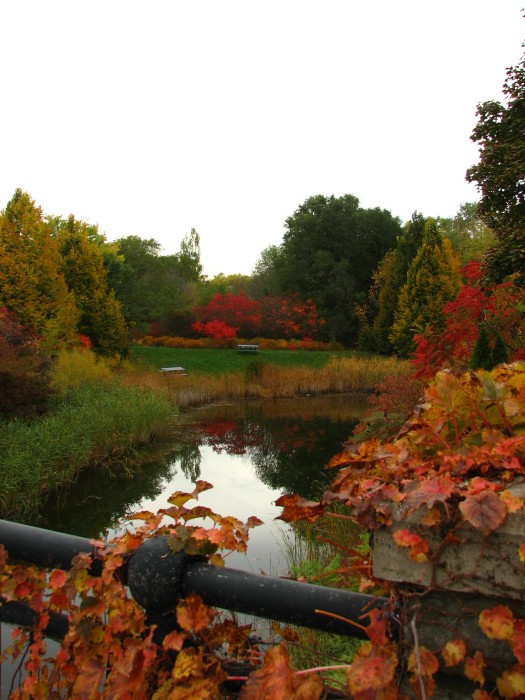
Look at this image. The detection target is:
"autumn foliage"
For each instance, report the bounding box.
[412,261,525,379]
[191,293,326,340]
[277,362,525,697]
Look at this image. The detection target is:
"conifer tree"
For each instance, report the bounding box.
[52,215,128,356]
[0,190,78,344]
[491,331,509,366]
[390,219,461,357]
[471,324,493,370]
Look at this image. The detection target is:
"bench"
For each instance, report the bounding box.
[159,366,187,375]
[237,344,259,354]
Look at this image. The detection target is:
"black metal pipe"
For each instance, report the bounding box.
[0,519,102,575]
[0,520,393,640]
[126,536,389,640]
[0,601,69,640]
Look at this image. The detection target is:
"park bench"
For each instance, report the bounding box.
[237,344,259,354]
[158,366,187,375]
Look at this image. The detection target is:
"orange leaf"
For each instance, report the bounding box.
[519,543,525,564]
[479,605,514,640]
[510,619,525,664]
[407,646,439,677]
[500,490,524,513]
[49,569,68,590]
[392,528,430,562]
[176,593,215,633]
[163,630,186,652]
[496,665,525,698]
[442,639,466,667]
[346,642,398,695]
[275,494,325,523]
[465,651,485,686]
[239,642,294,700]
[459,491,507,534]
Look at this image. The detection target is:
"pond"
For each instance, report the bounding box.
[1,393,368,699]
[35,393,369,574]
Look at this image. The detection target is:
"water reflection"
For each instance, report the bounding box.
[33,394,367,570]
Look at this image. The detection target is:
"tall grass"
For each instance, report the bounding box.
[0,383,175,519]
[279,509,370,690]
[125,355,411,410]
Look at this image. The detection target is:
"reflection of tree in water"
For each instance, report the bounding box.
[195,413,358,500]
[177,442,202,481]
[33,437,199,539]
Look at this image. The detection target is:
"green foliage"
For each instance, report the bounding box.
[279,194,401,344]
[437,202,496,263]
[370,212,427,354]
[471,324,493,370]
[390,219,461,357]
[52,215,128,356]
[492,331,509,366]
[0,382,175,518]
[466,47,525,282]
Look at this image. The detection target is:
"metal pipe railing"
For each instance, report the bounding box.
[0,519,393,640]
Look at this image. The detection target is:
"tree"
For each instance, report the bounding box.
[466,46,525,281]
[279,194,401,344]
[250,245,287,298]
[52,216,128,356]
[0,190,78,344]
[390,219,461,357]
[437,202,496,263]
[0,308,53,419]
[192,293,260,337]
[369,213,427,353]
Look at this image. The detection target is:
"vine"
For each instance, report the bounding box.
[278,361,525,697]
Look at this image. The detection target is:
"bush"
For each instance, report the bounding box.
[0,308,53,419]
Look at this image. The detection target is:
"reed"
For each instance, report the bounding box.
[0,384,175,519]
[124,355,410,410]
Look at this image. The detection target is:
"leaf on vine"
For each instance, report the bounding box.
[519,543,525,564]
[392,528,430,562]
[346,642,398,696]
[496,665,525,698]
[404,475,456,514]
[473,691,493,700]
[275,494,325,523]
[246,516,264,529]
[465,650,485,686]
[479,605,515,640]
[441,639,466,666]
[407,645,439,677]
[500,490,524,513]
[363,607,389,646]
[72,657,106,698]
[48,569,68,590]
[176,593,216,634]
[239,642,294,700]
[163,630,186,652]
[510,619,525,664]
[459,490,507,534]
[292,673,324,699]
[192,480,214,497]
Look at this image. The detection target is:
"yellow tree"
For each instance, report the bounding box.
[0,190,78,344]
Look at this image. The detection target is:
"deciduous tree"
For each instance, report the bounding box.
[466,45,525,281]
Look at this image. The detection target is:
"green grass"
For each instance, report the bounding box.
[131,345,352,376]
[0,383,176,520]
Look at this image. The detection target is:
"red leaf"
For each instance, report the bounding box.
[239,642,294,700]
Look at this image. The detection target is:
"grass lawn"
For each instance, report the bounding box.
[130,345,351,376]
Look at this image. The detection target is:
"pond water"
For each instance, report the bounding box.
[36,393,369,574]
[1,393,368,698]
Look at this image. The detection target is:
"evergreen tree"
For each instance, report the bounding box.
[390,219,461,357]
[491,331,509,366]
[0,190,78,344]
[53,215,128,355]
[471,324,493,370]
[371,213,427,353]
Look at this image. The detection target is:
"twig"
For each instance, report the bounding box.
[410,606,426,700]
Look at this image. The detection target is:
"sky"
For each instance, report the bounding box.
[0,1,523,279]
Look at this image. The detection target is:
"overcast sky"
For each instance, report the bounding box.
[1,2,523,278]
